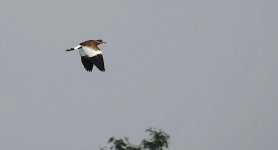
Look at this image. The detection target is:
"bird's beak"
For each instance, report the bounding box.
[103,41,107,44]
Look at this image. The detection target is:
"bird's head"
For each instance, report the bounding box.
[96,39,107,45]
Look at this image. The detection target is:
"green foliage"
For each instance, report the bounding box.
[143,128,170,150]
[101,128,170,150]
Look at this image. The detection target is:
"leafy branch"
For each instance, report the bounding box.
[101,128,170,150]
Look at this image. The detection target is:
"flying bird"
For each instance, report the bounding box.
[66,39,106,72]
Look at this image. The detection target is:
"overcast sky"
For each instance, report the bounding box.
[0,0,277,150]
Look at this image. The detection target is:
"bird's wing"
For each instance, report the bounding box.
[81,56,94,72]
[92,54,105,72]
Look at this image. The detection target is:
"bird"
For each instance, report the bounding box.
[66,39,106,72]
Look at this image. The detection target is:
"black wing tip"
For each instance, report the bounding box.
[85,69,93,72]
[86,67,105,72]
[85,69,104,72]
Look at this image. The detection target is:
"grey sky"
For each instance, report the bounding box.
[0,0,277,150]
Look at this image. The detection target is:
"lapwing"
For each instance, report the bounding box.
[66,39,106,72]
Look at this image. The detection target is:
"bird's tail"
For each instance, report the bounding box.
[65,45,81,52]
[65,48,74,52]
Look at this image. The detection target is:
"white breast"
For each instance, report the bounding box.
[79,46,102,57]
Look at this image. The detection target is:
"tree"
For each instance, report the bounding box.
[101,128,170,150]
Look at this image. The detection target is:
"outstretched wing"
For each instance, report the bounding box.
[81,56,94,72]
[80,54,105,72]
[92,54,105,71]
